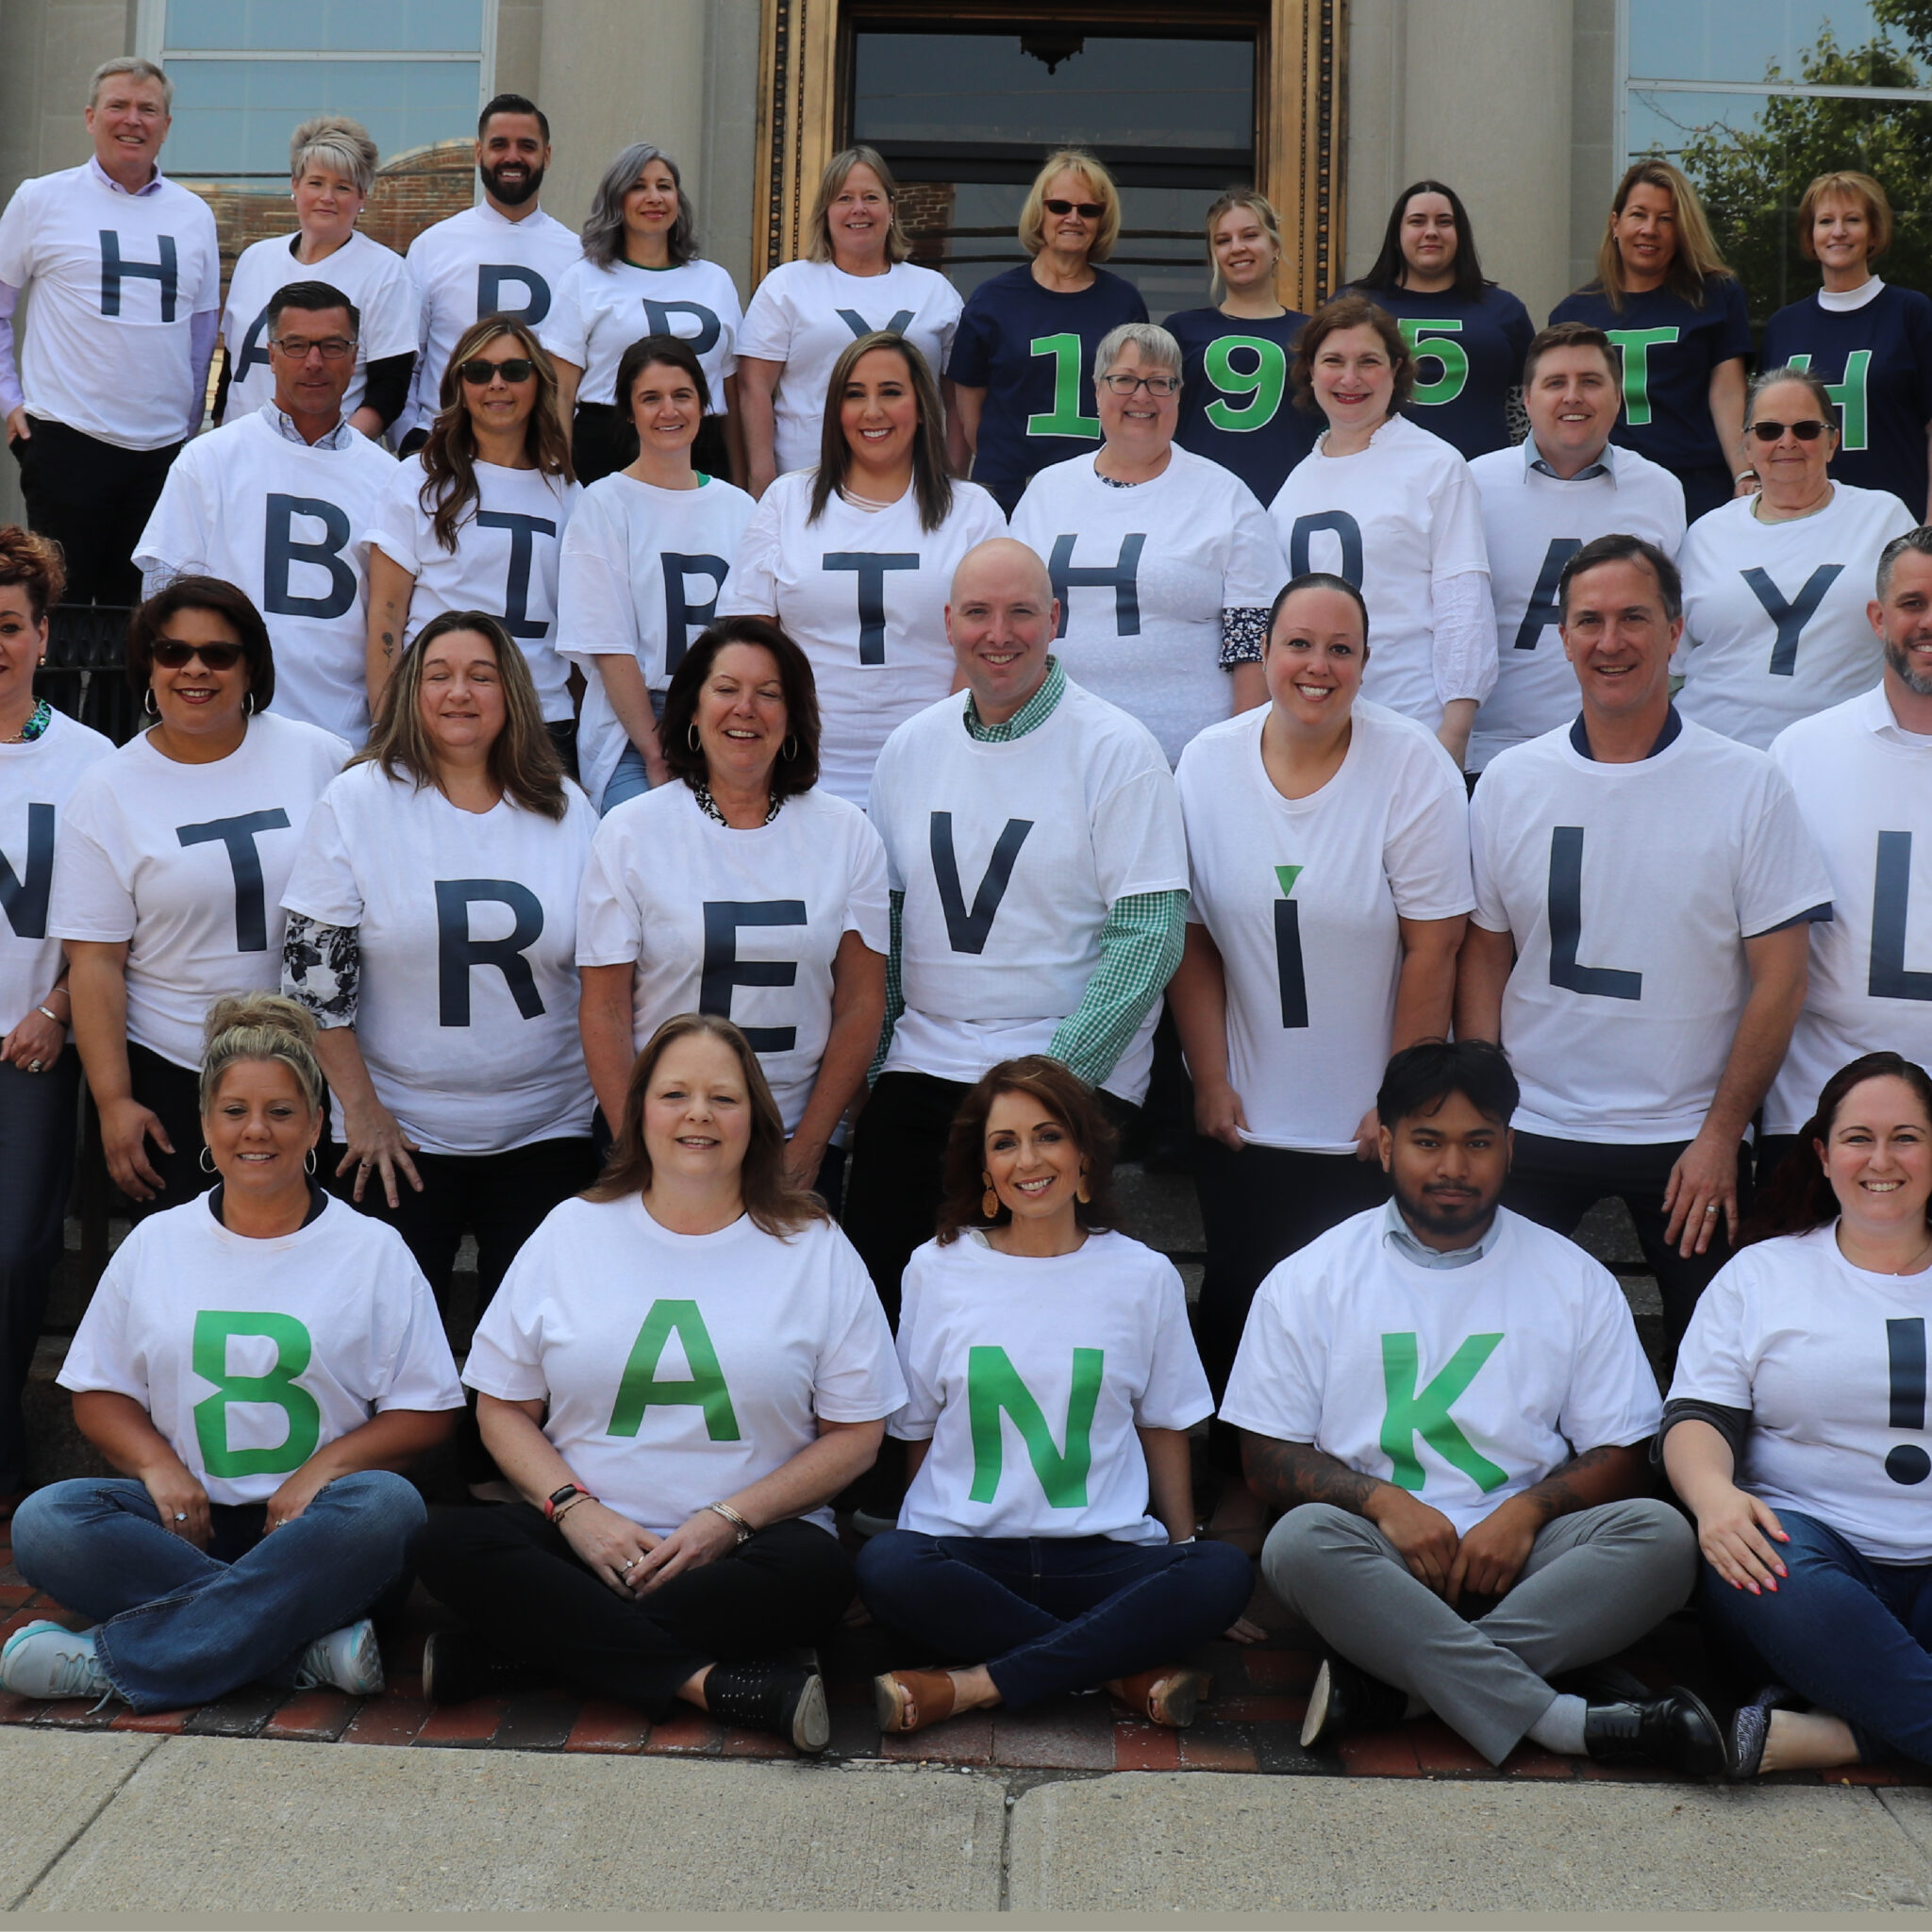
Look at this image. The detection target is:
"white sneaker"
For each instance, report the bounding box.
[291,1618,384,1695]
[0,1620,111,1701]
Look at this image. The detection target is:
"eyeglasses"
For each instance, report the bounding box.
[270,335,356,361]
[458,357,537,385]
[151,640,243,671]
[1043,198,1105,219]
[1100,373,1180,397]
[1749,418,1833,442]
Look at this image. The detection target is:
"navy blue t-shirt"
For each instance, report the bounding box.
[950,265,1148,493]
[1167,305,1317,505]
[1350,282,1534,458]
[1548,275,1751,475]
[1761,284,1932,519]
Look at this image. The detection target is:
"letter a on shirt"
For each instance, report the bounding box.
[608,1299,741,1441]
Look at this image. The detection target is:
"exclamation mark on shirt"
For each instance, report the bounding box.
[1886,1317,1931,1486]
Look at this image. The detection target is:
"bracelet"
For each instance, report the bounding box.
[36,1006,61,1024]
[706,1500,755,1544]
[551,1491,596,1524]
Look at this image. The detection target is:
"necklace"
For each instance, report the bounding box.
[0,699,51,745]
[1840,1224,1932,1275]
[694,780,779,827]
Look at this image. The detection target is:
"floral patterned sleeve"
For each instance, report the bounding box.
[1220,607,1270,667]
[281,913,360,1027]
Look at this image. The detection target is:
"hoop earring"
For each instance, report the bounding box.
[242,691,255,716]
[143,688,158,717]
[1076,1171,1091,1205]
[981,1174,1000,1221]
[782,734,799,762]
[305,1148,317,1175]
[688,723,701,752]
[198,1145,216,1174]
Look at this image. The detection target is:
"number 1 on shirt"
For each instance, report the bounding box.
[1026,333,1099,440]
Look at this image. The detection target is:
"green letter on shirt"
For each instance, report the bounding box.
[192,1310,323,1478]
[967,1344,1103,1507]
[1378,1331,1508,1493]
[1605,327,1679,427]
[1786,348,1871,452]
[1026,333,1100,440]
[1204,336,1288,432]
[1398,318,1470,407]
[608,1299,741,1441]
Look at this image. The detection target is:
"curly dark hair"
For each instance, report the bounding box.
[659,617,822,804]
[1291,292,1414,419]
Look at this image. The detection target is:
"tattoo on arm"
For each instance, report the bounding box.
[380,630,396,659]
[1511,1442,1624,1525]
[1242,1434,1385,1518]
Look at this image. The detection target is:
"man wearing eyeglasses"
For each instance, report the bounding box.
[133,281,396,741]
[0,57,220,606]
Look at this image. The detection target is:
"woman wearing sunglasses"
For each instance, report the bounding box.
[948,150,1148,515]
[1677,366,1915,751]
[363,317,580,769]
[49,577,349,1212]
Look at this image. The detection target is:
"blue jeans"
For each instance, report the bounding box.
[1698,1506,1932,1765]
[12,1472,424,1712]
[601,743,653,813]
[856,1530,1253,1709]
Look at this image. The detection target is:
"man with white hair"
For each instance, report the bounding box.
[0,58,219,604]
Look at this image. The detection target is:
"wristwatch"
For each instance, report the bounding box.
[544,1483,590,1521]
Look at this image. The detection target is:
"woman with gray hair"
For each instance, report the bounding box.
[542,142,744,486]
[1010,321,1287,764]
[216,115,417,438]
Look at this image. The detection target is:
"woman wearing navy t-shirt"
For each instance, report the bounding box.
[1551,160,1750,523]
[947,149,1146,515]
[1167,189,1314,507]
[1349,180,1533,460]
[1761,171,1932,523]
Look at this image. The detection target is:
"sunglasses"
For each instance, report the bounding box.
[1043,197,1105,219]
[1749,418,1832,442]
[151,640,243,671]
[458,357,537,385]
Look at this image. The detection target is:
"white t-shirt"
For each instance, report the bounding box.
[0,712,114,1036]
[1670,1225,1932,1563]
[872,679,1189,1104]
[1470,716,1832,1141]
[541,254,742,411]
[219,229,418,425]
[1176,703,1472,1151]
[575,783,889,1135]
[464,1195,905,1539]
[400,203,583,440]
[1767,686,1932,1134]
[1221,1205,1662,1537]
[49,713,349,1070]
[281,760,598,1155]
[58,1190,463,1507]
[0,164,220,449]
[1467,441,1688,772]
[718,471,1008,808]
[737,258,962,475]
[132,408,399,741]
[1009,449,1287,766]
[1677,485,1917,750]
[1268,414,1492,725]
[892,1228,1211,1544]
[365,456,580,723]
[556,472,758,810]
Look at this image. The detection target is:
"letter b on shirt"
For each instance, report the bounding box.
[192,1310,323,1478]
[263,494,357,621]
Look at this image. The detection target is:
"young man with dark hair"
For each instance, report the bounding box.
[1223,1038,1724,1774]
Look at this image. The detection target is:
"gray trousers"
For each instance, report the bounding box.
[1263,1497,1696,1765]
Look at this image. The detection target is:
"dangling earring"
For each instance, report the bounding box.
[198,1145,216,1174]
[1076,1168,1091,1205]
[688,723,701,751]
[143,687,158,717]
[981,1173,1000,1221]
[304,1148,317,1175]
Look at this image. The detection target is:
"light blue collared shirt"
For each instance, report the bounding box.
[87,156,166,199]
[260,400,357,452]
[1381,1198,1502,1271]
[1524,433,1615,486]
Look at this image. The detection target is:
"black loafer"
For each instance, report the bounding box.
[1582,1685,1726,1777]
[1300,1655,1408,1750]
[705,1661,830,1754]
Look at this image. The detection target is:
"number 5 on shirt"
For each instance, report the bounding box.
[1397,318,1470,408]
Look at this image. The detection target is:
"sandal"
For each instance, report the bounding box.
[1106,1665,1211,1729]
[874,1667,959,1735]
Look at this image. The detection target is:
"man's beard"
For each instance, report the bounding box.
[1887,637,1932,698]
[482,159,543,208]
[1391,1174,1498,1244]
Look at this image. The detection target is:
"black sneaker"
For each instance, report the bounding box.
[1582,1686,1726,1777]
[1299,1655,1408,1750]
[704,1661,831,1753]
[421,1629,525,1705]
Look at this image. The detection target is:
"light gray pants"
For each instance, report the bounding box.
[1263,1497,1696,1765]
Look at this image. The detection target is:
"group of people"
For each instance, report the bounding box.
[0,55,1923,1780]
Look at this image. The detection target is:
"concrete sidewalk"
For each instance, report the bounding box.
[4,1728,1930,1918]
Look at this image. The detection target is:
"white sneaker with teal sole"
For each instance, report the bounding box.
[291,1618,384,1695]
[0,1621,111,1701]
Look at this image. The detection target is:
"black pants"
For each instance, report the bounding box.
[10,417,182,607]
[842,1070,973,1327]
[1754,1134,1804,1196]
[0,1058,79,1491]
[1674,461,1737,526]
[411,1503,854,1714]
[1194,1136,1390,1473]
[1502,1131,1742,1355]
[126,1042,209,1216]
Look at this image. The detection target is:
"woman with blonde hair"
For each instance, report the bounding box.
[738,145,961,496]
[1551,159,1751,523]
[363,316,580,762]
[949,147,1148,513]
[1761,170,1932,520]
[217,114,417,437]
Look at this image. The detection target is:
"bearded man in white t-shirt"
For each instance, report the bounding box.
[1457,534,1831,1353]
[0,58,220,605]
[1224,1038,1721,1774]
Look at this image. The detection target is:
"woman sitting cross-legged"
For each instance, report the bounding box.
[411,1012,905,1753]
[857,1057,1256,1734]
[0,995,462,1710]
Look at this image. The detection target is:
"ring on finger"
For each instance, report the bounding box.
[1704,1205,1719,1215]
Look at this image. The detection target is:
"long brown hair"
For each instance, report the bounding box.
[936,1056,1120,1245]
[419,315,573,553]
[809,331,954,533]
[1591,160,1733,312]
[353,609,567,820]
[586,1012,827,1238]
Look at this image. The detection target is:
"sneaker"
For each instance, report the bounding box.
[422,1629,525,1705]
[0,1621,111,1702]
[704,1660,831,1753]
[291,1618,384,1696]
